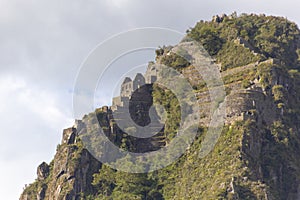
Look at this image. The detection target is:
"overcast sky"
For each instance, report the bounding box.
[1,0,300,199]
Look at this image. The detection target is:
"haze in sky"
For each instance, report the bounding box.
[1,0,300,199]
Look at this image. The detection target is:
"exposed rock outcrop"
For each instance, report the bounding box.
[20,14,300,200]
[20,127,101,200]
[37,162,50,181]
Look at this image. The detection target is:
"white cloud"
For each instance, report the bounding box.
[109,0,130,8]
[0,155,47,200]
[0,75,73,199]
[0,76,73,129]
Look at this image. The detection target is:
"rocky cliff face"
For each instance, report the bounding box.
[20,14,300,199]
[20,127,101,200]
[20,85,166,200]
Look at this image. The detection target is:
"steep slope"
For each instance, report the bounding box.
[20,13,300,200]
[20,127,101,200]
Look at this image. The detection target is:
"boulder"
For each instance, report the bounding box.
[62,127,77,145]
[37,162,50,181]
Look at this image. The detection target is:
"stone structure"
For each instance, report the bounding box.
[119,73,146,98]
[145,62,158,84]
[120,77,133,97]
[234,36,259,55]
[112,63,158,111]
[212,14,227,23]
[133,73,146,91]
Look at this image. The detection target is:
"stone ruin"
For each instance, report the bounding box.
[111,62,158,111]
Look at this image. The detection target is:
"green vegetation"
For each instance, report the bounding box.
[21,13,300,200]
[22,161,54,200]
[92,169,162,200]
[272,85,286,102]
[83,14,300,199]
[217,41,261,70]
[188,13,300,69]
[160,52,190,70]
[188,25,223,56]
[152,84,181,142]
